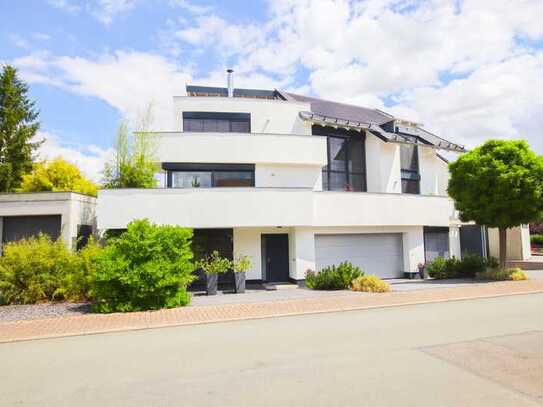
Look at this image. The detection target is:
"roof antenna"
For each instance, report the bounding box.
[226,69,234,97]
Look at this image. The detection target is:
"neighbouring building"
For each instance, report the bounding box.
[0,192,96,251]
[94,71,528,282]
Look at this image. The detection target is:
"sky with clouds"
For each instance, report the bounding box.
[1,0,542,180]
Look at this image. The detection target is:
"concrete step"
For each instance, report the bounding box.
[262,283,298,291]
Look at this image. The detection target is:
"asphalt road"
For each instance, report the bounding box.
[1,293,543,406]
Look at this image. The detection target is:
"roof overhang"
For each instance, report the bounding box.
[299,111,466,153]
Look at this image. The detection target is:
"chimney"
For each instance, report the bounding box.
[226,69,234,97]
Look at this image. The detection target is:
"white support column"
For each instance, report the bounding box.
[449,225,462,259]
[402,227,425,273]
[233,228,263,280]
[290,228,316,280]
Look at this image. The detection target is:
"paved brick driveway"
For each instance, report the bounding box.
[1,279,543,344]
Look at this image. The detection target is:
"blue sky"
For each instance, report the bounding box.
[1,0,543,179]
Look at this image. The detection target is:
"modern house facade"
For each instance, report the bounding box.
[97,72,481,283]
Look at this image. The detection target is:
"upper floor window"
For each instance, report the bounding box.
[183,112,251,133]
[400,140,420,194]
[313,126,366,192]
[164,163,255,188]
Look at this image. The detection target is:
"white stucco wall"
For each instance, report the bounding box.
[365,133,401,193]
[173,96,311,135]
[154,133,327,167]
[232,225,429,280]
[488,225,531,261]
[233,227,293,280]
[0,192,96,249]
[255,164,322,190]
[98,189,458,230]
[419,148,450,196]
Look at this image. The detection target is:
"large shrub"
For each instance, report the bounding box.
[306,262,363,290]
[0,234,98,304]
[457,253,487,278]
[352,275,390,293]
[92,219,195,313]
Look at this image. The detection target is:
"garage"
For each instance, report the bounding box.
[315,233,404,279]
[2,215,62,244]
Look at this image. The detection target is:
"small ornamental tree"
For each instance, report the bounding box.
[103,105,157,189]
[448,140,543,268]
[19,158,98,197]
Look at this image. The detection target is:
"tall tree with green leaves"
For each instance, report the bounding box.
[0,65,41,191]
[103,104,157,188]
[448,140,543,268]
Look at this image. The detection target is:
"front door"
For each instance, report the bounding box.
[263,234,290,282]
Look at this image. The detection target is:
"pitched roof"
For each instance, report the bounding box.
[184,85,465,152]
[280,92,394,126]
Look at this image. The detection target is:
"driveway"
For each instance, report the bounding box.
[1,293,542,406]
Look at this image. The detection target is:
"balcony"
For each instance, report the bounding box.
[97,188,457,230]
[152,132,327,166]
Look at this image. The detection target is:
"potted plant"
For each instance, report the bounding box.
[196,251,232,295]
[232,254,252,293]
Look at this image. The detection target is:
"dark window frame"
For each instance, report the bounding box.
[182,112,251,133]
[164,163,255,188]
[313,126,367,192]
[400,137,421,194]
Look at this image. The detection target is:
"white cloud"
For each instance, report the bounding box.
[47,0,81,13]
[171,0,543,152]
[14,51,193,129]
[91,0,137,25]
[168,0,212,15]
[35,131,113,182]
[47,0,137,25]
[33,33,51,41]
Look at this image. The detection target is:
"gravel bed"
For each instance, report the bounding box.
[0,302,91,323]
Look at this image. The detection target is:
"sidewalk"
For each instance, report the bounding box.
[1,279,543,344]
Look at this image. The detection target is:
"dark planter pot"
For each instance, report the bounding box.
[206,273,218,295]
[418,265,426,280]
[234,272,246,293]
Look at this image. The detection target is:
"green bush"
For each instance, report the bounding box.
[427,255,499,279]
[426,257,449,279]
[458,253,487,278]
[0,234,98,304]
[92,219,195,313]
[305,262,363,290]
[530,234,543,245]
[476,267,529,281]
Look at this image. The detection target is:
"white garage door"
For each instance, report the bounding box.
[315,234,404,279]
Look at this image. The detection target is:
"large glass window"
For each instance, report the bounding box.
[165,164,255,188]
[171,172,212,188]
[183,112,250,133]
[400,139,420,194]
[320,132,366,192]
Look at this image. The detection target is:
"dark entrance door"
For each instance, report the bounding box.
[263,234,289,282]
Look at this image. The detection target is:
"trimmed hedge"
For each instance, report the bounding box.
[306,262,363,290]
[530,234,543,245]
